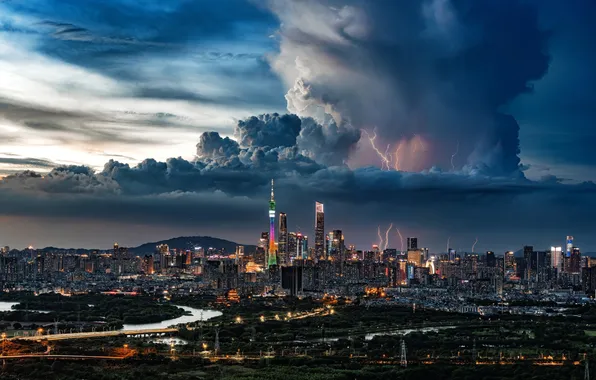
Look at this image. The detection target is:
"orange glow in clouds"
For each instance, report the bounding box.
[361,128,430,172]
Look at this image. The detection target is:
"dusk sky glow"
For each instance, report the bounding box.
[0,0,595,252]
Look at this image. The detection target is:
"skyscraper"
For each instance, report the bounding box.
[566,236,574,257]
[327,230,344,261]
[407,237,418,251]
[315,202,325,259]
[268,180,277,267]
[569,247,581,274]
[550,246,562,271]
[486,251,496,267]
[278,212,288,264]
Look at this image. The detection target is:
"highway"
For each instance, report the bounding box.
[9,328,177,341]
[0,354,124,360]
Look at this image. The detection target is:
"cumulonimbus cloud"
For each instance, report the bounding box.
[266,0,550,176]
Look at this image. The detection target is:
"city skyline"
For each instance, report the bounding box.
[0,1,596,251]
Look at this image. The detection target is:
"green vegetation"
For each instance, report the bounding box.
[0,293,188,327]
[0,360,587,380]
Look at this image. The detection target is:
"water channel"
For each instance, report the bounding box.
[0,301,221,331]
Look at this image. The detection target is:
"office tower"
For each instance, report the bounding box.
[407,250,423,266]
[326,230,344,260]
[315,202,325,259]
[523,246,533,282]
[287,232,297,259]
[551,246,562,271]
[256,232,269,267]
[448,249,456,262]
[407,237,418,250]
[569,247,581,274]
[566,236,574,257]
[297,233,308,260]
[278,212,288,264]
[281,266,303,296]
[143,255,154,275]
[486,251,496,267]
[268,179,277,267]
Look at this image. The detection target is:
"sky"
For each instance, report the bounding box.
[0,0,595,253]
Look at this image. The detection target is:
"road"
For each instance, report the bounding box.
[0,354,124,360]
[9,328,177,341]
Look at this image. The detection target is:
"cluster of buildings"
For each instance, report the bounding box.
[1,180,595,302]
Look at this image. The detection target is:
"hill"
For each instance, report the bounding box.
[129,236,256,254]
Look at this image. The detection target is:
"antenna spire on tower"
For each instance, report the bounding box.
[271,179,275,201]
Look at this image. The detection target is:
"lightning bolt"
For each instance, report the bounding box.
[363,128,391,170]
[384,144,392,170]
[447,236,451,253]
[377,225,383,249]
[472,237,478,253]
[393,143,402,171]
[396,228,404,252]
[383,223,393,251]
[450,140,459,171]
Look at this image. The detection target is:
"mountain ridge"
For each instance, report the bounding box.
[12,236,256,254]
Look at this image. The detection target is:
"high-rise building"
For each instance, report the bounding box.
[569,247,581,274]
[550,246,562,271]
[297,233,308,260]
[326,230,344,261]
[486,251,496,267]
[287,232,297,258]
[523,245,533,281]
[315,202,325,259]
[566,236,574,257]
[407,237,418,251]
[268,179,277,267]
[278,212,288,264]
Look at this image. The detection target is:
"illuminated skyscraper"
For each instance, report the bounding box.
[278,212,288,264]
[326,230,344,260]
[551,246,562,271]
[315,202,325,259]
[566,236,573,257]
[268,180,277,267]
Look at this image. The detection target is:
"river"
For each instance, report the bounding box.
[0,301,221,330]
[121,305,221,331]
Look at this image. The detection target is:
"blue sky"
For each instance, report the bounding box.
[0,0,595,252]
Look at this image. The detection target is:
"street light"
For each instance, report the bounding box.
[259,315,265,322]
[202,343,208,351]
[235,316,243,324]
[37,328,44,336]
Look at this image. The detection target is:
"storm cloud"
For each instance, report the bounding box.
[267,0,550,175]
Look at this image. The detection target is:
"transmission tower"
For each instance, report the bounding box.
[400,339,407,368]
[585,354,590,380]
[214,327,220,355]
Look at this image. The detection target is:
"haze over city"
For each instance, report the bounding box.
[0,0,595,253]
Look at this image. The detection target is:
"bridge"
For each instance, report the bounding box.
[9,328,177,341]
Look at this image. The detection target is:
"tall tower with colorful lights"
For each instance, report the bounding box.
[268,179,278,267]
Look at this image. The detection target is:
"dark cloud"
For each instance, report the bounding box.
[0,156,57,168]
[1,150,595,251]
[235,113,301,148]
[196,132,240,159]
[298,117,361,166]
[268,0,550,175]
